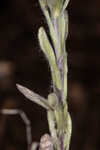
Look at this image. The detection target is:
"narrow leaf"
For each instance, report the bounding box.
[60,11,68,48]
[38,27,61,90]
[39,0,57,48]
[16,84,52,110]
[64,112,72,150]
[62,0,70,13]
[56,11,68,58]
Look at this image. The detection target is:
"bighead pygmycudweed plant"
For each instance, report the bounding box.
[16,0,72,150]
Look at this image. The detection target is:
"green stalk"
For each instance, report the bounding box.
[16,0,72,150]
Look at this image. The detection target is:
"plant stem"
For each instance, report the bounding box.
[16,1,72,150]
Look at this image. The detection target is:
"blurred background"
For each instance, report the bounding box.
[0,0,100,150]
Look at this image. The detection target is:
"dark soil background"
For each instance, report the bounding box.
[0,0,100,150]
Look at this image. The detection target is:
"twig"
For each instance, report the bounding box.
[0,109,32,150]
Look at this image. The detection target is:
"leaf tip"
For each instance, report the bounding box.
[16,83,23,91]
